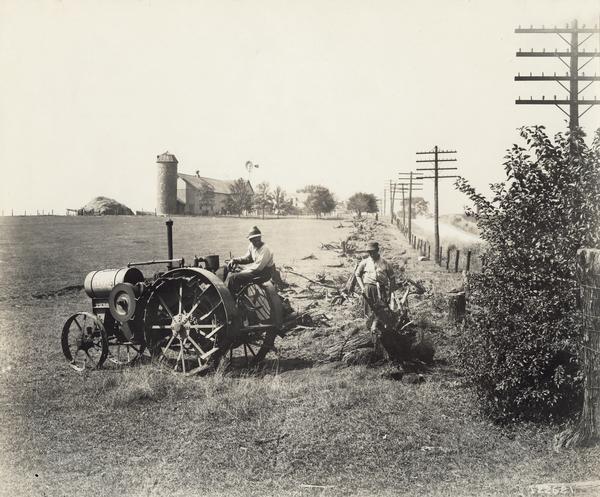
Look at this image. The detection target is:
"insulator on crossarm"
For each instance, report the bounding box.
[554,95,556,100]
[543,48,546,53]
[553,72,556,76]
[542,72,545,76]
[530,72,532,76]
[530,96,533,100]
[542,95,545,100]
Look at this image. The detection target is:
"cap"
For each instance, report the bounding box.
[364,241,380,252]
[247,226,262,239]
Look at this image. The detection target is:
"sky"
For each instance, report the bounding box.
[0,0,599,215]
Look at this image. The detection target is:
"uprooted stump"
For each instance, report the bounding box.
[323,310,435,367]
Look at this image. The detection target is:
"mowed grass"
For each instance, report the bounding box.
[0,218,599,496]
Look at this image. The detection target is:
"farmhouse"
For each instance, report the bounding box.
[155,152,253,215]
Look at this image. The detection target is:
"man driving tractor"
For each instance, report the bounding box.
[225,226,275,294]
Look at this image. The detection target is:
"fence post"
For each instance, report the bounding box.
[455,250,460,272]
[466,251,472,272]
[446,248,451,270]
[439,245,443,266]
[558,249,600,447]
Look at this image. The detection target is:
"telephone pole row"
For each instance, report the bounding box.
[416,146,458,264]
[397,172,423,240]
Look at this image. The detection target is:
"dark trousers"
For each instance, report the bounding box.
[363,283,388,316]
[225,266,274,295]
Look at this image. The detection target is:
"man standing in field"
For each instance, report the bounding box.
[355,241,396,328]
[226,226,275,294]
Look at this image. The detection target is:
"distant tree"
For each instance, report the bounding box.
[272,186,287,217]
[254,181,273,219]
[299,185,336,218]
[226,178,253,216]
[347,192,378,217]
[400,196,430,218]
[198,182,215,214]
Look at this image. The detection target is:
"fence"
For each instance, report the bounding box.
[396,219,481,272]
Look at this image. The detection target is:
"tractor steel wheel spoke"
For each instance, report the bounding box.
[186,335,207,357]
[185,285,211,318]
[158,334,177,364]
[158,295,175,319]
[178,282,183,315]
[198,301,223,321]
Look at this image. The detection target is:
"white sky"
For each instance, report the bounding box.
[0,0,599,214]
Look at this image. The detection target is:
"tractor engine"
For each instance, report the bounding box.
[83,267,147,342]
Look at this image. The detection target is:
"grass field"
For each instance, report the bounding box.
[0,216,598,497]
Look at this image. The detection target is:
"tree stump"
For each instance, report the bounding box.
[557,249,600,448]
[448,292,466,323]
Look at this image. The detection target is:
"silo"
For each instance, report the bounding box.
[156,151,178,215]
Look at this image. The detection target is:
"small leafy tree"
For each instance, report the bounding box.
[272,186,287,217]
[300,185,336,218]
[347,192,378,217]
[456,126,600,422]
[226,178,253,216]
[254,181,273,219]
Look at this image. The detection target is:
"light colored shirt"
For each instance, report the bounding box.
[355,256,395,288]
[240,242,275,272]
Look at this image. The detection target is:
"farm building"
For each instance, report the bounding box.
[155,151,253,215]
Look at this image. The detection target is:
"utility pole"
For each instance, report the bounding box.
[398,172,423,241]
[515,20,600,133]
[401,184,406,227]
[416,147,458,264]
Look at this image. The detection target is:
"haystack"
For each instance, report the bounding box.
[81,197,134,216]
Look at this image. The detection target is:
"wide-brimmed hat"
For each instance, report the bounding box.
[364,241,380,252]
[247,226,262,239]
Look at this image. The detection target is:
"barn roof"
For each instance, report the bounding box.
[178,173,253,195]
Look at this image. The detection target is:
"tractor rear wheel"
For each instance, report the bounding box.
[143,268,239,375]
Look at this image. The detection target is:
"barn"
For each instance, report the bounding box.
[176,173,254,215]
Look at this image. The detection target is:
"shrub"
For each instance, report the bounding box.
[456,126,600,422]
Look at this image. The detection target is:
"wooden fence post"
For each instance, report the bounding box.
[558,249,600,447]
[448,291,466,323]
[455,250,460,272]
[439,246,443,267]
[428,243,431,260]
[466,251,472,272]
[446,248,451,270]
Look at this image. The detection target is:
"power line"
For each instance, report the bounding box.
[514,19,600,132]
[415,146,459,265]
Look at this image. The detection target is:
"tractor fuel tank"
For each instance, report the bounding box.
[84,267,145,299]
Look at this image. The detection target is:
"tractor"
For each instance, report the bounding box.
[61,220,284,375]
